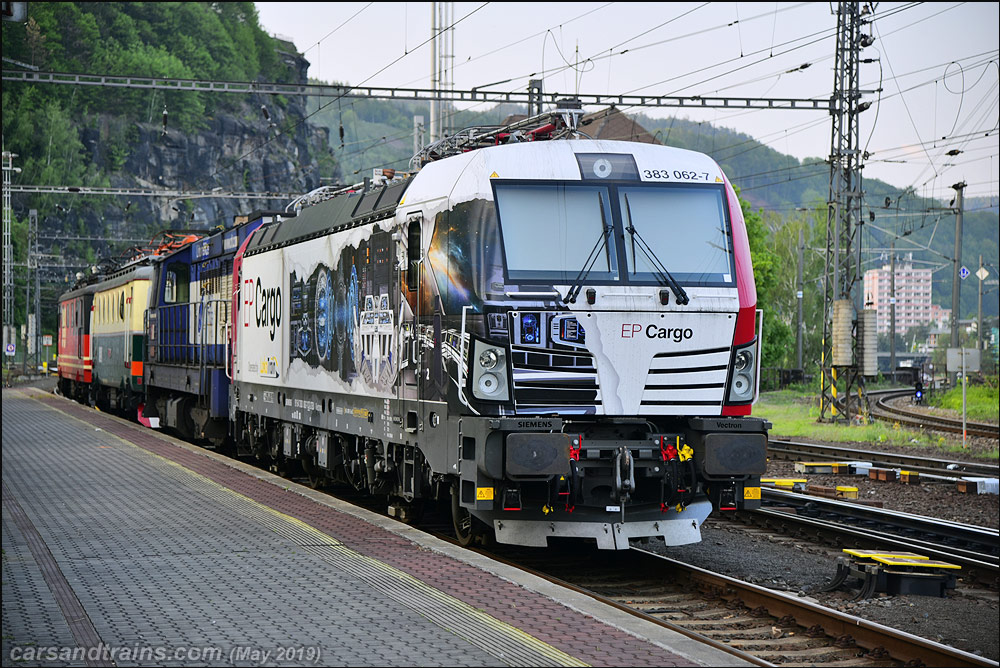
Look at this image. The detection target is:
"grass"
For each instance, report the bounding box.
[929,383,999,422]
[754,391,999,460]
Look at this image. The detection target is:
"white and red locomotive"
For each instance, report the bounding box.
[230,111,768,548]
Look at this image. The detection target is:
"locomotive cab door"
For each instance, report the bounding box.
[401,213,423,414]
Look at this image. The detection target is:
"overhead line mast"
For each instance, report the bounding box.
[820,1,878,423]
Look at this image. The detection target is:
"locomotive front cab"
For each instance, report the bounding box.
[441,141,769,549]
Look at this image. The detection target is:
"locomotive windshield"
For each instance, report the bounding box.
[494,181,733,286]
[619,185,733,285]
[493,184,619,283]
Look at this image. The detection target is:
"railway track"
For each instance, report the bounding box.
[477,541,997,668]
[766,438,999,478]
[331,482,999,666]
[867,388,1000,440]
[751,488,999,582]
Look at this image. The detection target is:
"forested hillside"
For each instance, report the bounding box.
[2,2,336,335]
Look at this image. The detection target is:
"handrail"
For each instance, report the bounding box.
[225,322,232,380]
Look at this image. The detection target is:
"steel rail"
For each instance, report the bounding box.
[760,488,999,567]
[747,508,998,576]
[428,532,773,667]
[766,438,999,478]
[867,389,1000,440]
[461,531,1000,668]
[634,549,998,668]
[479,533,999,668]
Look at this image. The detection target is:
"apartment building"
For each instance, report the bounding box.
[863,255,939,335]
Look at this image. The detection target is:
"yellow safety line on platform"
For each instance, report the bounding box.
[21,390,588,668]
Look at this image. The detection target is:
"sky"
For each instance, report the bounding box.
[254,2,1000,203]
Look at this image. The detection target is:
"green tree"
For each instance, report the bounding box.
[740,195,795,368]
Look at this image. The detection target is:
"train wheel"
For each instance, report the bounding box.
[450,483,492,547]
[301,456,325,490]
[451,486,475,546]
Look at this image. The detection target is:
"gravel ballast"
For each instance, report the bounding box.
[643,403,999,662]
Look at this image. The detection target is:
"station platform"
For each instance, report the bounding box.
[2,386,748,668]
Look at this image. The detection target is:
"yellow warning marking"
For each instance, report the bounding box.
[743,486,761,500]
[476,487,494,501]
[490,171,500,178]
[715,176,723,182]
[23,390,588,667]
[761,478,807,486]
[843,549,928,559]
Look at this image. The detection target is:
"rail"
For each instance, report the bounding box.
[767,438,999,478]
[760,488,999,568]
[868,388,1000,440]
[474,538,998,667]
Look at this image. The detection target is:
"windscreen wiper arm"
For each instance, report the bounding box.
[564,197,613,304]
[623,194,689,305]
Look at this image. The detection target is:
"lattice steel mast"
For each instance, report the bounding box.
[820,1,874,421]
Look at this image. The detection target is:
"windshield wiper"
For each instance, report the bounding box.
[564,196,613,304]
[623,193,689,305]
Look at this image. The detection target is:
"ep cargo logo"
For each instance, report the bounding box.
[621,323,694,343]
[244,277,281,340]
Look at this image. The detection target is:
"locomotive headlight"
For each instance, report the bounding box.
[727,343,757,404]
[470,339,510,402]
[478,373,501,395]
[479,349,500,370]
[732,372,752,396]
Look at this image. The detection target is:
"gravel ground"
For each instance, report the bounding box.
[641,399,1000,662]
[763,460,999,529]
[645,520,1000,661]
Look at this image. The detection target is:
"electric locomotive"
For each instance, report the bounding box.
[57,233,203,417]
[142,212,281,443]
[57,278,98,403]
[231,109,769,549]
[85,259,154,415]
